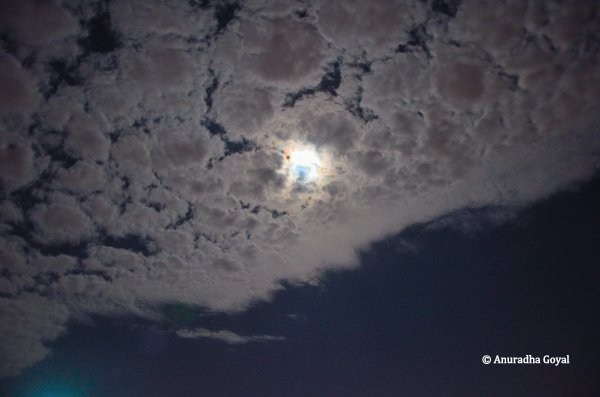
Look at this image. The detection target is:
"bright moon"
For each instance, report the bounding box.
[284,145,322,183]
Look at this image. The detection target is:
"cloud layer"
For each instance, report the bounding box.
[1,0,599,377]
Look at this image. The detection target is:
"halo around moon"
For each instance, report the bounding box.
[280,143,330,187]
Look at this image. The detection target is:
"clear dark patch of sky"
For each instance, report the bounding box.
[214,1,240,34]
[2,175,599,397]
[79,9,120,55]
[431,0,461,18]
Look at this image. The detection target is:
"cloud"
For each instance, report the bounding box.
[0,1,79,47]
[242,17,327,84]
[0,294,69,378]
[176,328,285,345]
[0,54,40,116]
[0,0,599,378]
[316,0,418,54]
[30,192,96,244]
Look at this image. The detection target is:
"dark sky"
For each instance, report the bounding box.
[1,0,600,395]
[1,175,598,397]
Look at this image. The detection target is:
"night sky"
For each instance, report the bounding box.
[1,0,599,396]
[2,174,599,396]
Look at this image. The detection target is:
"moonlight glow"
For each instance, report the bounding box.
[284,145,323,183]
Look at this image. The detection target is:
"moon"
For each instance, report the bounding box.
[283,145,323,183]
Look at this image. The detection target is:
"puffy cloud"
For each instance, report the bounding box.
[1,0,599,378]
[301,111,361,155]
[120,45,197,92]
[110,0,214,40]
[0,142,36,193]
[434,62,486,107]
[0,1,79,46]
[64,111,111,162]
[0,53,40,116]
[242,17,327,85]
[0,294,69,378]
[213,85,275,140]
[30,193,96,244]
[316,0,418,54]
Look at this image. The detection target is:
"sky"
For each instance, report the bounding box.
[0,0,599,395]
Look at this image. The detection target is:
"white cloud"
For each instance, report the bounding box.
[316,0,419,54]
[176,328,285,345]
[242,17,327,85]
[213,84,275,140]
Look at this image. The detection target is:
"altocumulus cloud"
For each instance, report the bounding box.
[0,0,599,377]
